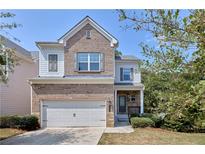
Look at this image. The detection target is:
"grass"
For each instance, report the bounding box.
[0,128,25,140]
[98,127,205,145]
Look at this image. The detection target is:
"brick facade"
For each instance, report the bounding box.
[32,84,114,127]
[64,23,115,76]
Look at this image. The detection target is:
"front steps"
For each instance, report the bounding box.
[116,114,129,124]
[118,117,129,122]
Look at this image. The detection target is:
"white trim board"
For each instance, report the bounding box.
[58,16,118,47]
[28,77,114,84]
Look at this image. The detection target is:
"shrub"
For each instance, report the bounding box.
[130,117,155,128]
[129,113,140,118]
[163,117,192,132]
[140,113,165,128]
[0,115,39,130]
[150,115,164,128]
[128,113,140,123]
[19,116,39,130]
[0,115,21,128]
[140,113,153,118]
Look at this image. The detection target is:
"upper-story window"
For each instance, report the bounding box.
[78,53,100,71]
[120,68,134,81]
[48,54,58,72]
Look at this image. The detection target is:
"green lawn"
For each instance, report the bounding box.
[0,128,25,140]
[98,127,205,145]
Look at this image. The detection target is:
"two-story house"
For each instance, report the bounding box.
[29,16,144,128]
[0,35,38,116]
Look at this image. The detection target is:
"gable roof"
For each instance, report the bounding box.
[35,41,63,49]
[58,16,118,47]
[115,55,140,62]
[0,35,34,62]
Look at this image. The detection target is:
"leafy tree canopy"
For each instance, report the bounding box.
[0,12,21,83]
[118,9,205,132]
[115,49,122,57]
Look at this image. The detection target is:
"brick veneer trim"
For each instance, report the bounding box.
[31,84,114,127]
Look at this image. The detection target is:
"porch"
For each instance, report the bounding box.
[114,84,144,124]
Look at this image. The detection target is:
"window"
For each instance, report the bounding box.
[131,95,136,102]
[78,53,100,71]
[78,53,88,71]
[120,68,133,81]
[48,54,58,72]
[86,30,91,39]
[123,68,131,81]
[90,53,100,71]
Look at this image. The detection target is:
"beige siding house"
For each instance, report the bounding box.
[0,36,38,116]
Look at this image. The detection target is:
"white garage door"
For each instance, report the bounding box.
[41,101,106,128]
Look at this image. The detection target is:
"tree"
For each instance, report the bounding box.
[115,49,122,57]
[118,9,205,76]
[118,9,205,132]
[0,12,21,83]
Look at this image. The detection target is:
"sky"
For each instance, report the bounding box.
[1,10,155,60]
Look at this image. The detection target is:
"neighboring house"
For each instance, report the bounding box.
[29,16,144,128]
[0,35,38,116]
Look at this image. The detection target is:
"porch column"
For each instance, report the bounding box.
[114,90,117,116]
[140,89,144,114]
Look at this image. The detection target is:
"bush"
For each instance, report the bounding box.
[140,113,165,128]
[140,113,153,118]
[194,120,205,133]
[129,113,140,118]
[0,115,21,128]
[19,116,39,130]
[0,115,39,130]
[128,113,140,123]
[150,115,164,128]
[130,117,155,128]
[163,117,192,132]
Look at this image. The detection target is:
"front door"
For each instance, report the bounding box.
[118,96,127,113]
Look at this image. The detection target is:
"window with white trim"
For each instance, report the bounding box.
[123,68,131,81]
[48,54,58,72]
[78,53,100,71]
[120,68,134,81]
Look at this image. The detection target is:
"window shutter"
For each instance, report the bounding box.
[130,68,134,81]
[74,53,78,71]
[100,53,104,71]
[120,68,123,81]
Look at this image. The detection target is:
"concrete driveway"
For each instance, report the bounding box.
[0,128,105,145]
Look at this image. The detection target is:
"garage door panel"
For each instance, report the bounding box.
[42,101,106,127]
[43,101,105,108]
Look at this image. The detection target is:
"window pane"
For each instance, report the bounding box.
[131,96,136,102]
[77,53,100,71]
[78,53,88,62]
[90,63,99,71]
[124,74,130,80]
[48,54,57,72]
[90,53,99,62]
[123,68,131,81]
[79,63,88,71]
[119,96,126,113]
